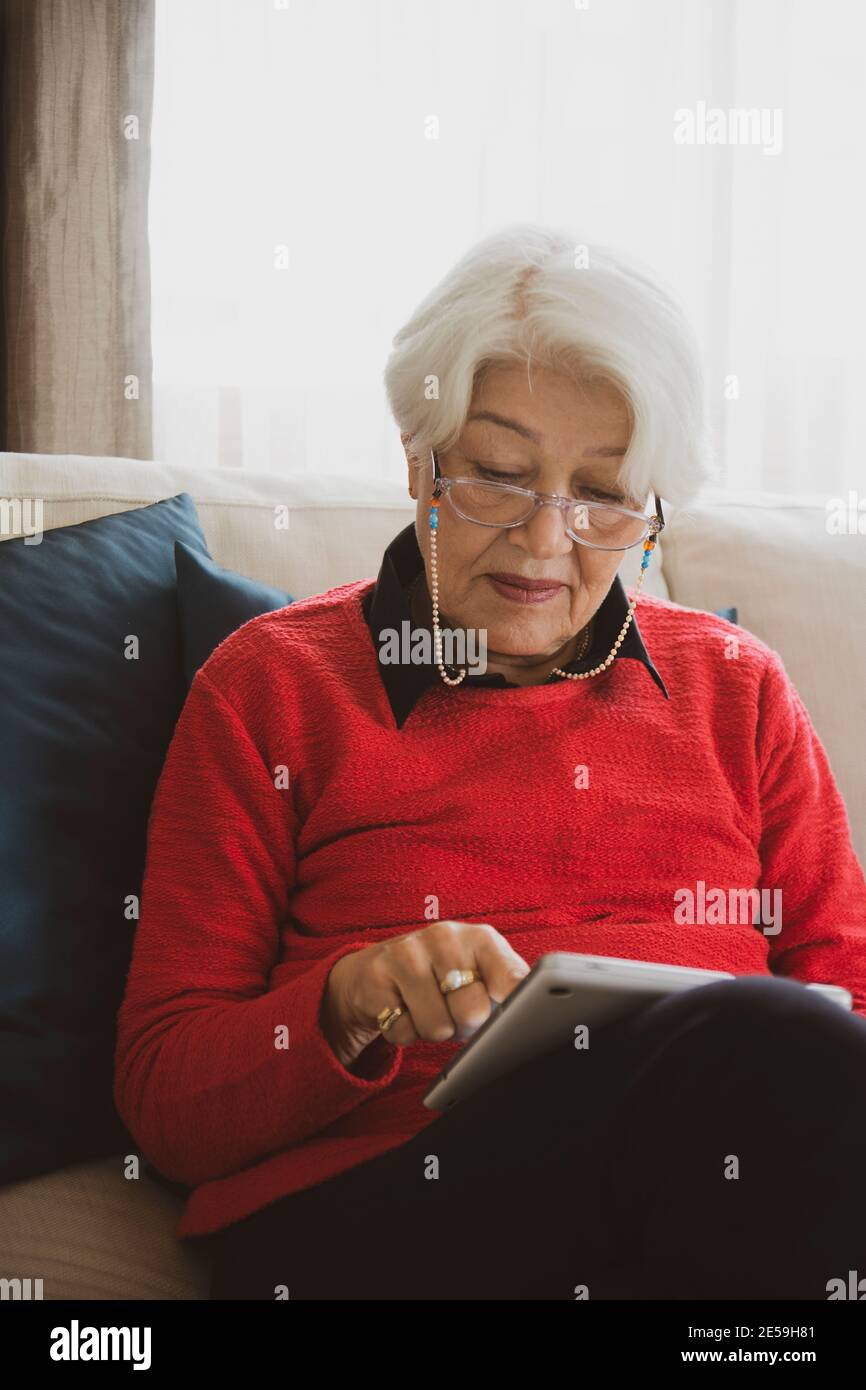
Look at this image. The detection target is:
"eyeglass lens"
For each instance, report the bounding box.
[447,480,650,549]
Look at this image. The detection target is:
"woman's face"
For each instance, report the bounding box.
[406,364,646,681]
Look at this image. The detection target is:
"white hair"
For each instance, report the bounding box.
[383,222,713,507]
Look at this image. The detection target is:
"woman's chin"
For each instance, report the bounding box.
[481,627,575,661]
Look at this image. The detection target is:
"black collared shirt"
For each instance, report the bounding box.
[361,523,669,728]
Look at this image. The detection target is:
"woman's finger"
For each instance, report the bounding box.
[429,952,495,1039]
[361,953,420,1048]
[373,985,419,1048]
[385,930,460,1043]
[469,924,531,1004]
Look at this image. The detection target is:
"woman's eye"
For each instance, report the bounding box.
[474,464,522,482]
[584,489,625,505]
[471,466,626,506]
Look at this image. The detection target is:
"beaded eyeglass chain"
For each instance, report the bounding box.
[427,487,661,687]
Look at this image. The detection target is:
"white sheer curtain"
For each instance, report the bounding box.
[150,0,865,494]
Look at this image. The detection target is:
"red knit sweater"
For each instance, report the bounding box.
[113,580,866,1238]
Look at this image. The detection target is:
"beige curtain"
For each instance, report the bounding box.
[0,0,154,458]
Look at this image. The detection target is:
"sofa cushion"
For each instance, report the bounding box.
[174,541,293,684]
[0,1155,211,1299]
[0,493,210,1185]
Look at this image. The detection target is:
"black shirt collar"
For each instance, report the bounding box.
[361,523,669,728]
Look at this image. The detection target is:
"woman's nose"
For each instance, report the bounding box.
[510,500,574,556]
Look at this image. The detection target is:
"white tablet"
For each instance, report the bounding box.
[422,952,853,1112]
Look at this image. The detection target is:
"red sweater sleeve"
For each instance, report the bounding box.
[113,666,402,1187]
[755,648,866,1017]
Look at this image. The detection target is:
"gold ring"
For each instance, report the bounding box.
[440,968,480,996]
[376,1004,403,1034]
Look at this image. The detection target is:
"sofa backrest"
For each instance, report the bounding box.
[661,488,866,870]
[1,453,863,868]
[0,451,670,598]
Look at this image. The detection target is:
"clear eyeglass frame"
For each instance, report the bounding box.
[430,448,665,553]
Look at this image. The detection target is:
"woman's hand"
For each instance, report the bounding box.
[320,921,531,1069]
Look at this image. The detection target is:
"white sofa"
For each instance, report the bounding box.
[0,451,864,1299]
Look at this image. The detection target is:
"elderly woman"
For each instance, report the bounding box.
[114,224,866,1301]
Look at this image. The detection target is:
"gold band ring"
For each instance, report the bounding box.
[376,1004,403,1034]
[440,968,481,996]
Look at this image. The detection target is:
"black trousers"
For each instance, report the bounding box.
[199,976,866,1300]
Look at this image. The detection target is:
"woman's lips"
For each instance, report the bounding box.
[486,573,566,605]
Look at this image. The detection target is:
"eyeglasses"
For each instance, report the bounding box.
[430,449,665,553]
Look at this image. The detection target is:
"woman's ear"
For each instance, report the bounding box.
[401,432,419,496]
